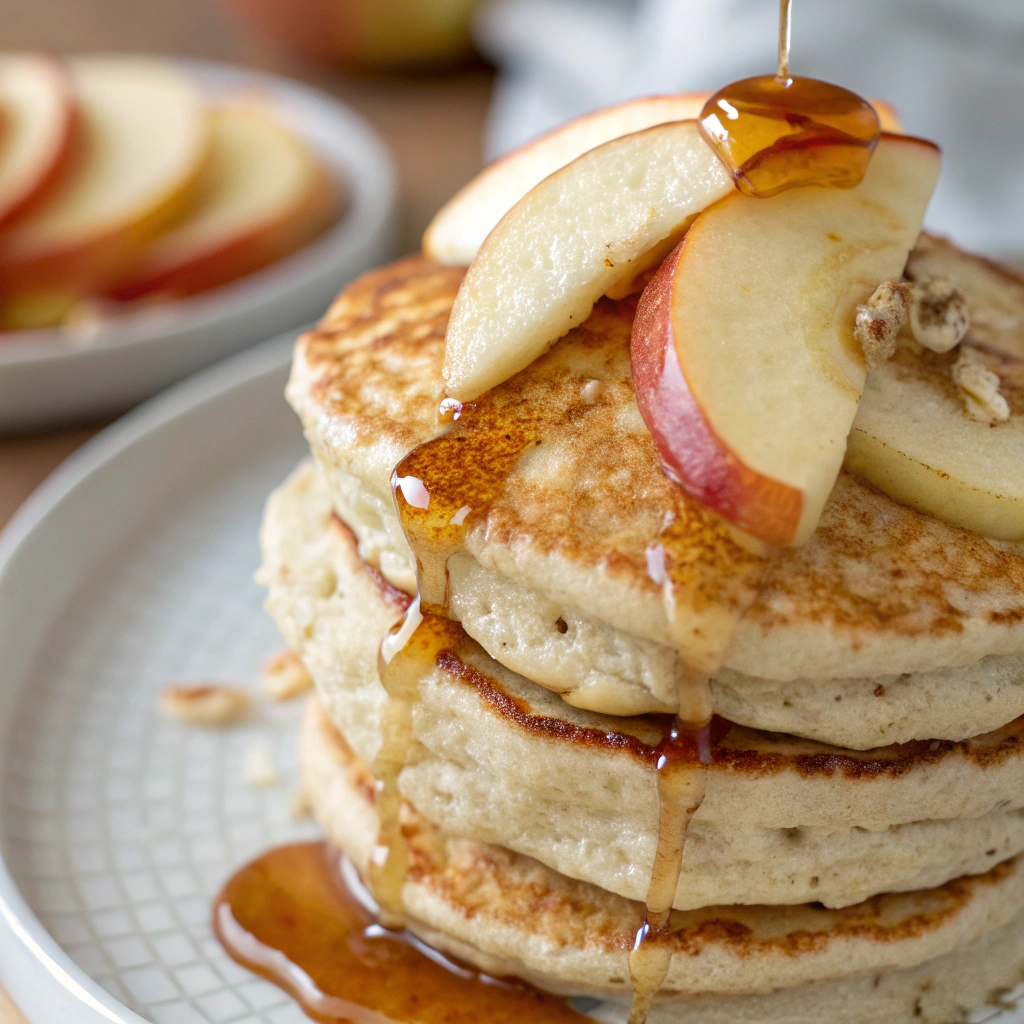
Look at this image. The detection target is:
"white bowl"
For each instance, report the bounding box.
[0,58,397,433]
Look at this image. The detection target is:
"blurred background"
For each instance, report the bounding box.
[1,0,495,259]
[5,0,1023,258]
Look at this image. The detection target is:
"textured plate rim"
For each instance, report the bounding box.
[0,335,294,1022]
[0,56,395,368]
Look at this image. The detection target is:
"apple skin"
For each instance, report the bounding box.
[107,163,337,301]
[631,237,802,548]
[0,60,209,298]
[0,161,200,297]
[0,56,79,230]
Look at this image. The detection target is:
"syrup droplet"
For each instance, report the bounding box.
[214,841,588,1024]
[437,397,463,425]
[392,396,538,613]
[698,0,880,198]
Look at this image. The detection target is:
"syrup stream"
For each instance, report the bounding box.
[777,0,791,79]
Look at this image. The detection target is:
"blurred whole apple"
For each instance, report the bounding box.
[218,0,482,71]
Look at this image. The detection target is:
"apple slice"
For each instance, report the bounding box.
[632,134,940,547]
[443,119,734,401]
[0,55,76,229]
[845,237,1024,539]
[0,57,209,299]
[425,94,902,269]
[107,104,337,301]
[424,94,713,267]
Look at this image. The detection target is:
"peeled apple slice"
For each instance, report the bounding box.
[424,94,713,267]
[442,119,734,401]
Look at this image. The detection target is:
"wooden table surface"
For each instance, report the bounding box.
[0,1,491,1019]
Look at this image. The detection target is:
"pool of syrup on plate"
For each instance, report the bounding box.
[214,841,588,1024]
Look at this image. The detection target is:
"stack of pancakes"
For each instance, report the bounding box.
[259,247,1024,1023]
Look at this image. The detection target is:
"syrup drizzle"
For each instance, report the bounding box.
[698,0,880,198]
[390,396,539,613]
[368,396,544,926]
[214,841,588,1024]
[370,606,457,925]
[388,361,755,1024]
[626,677,713,1024]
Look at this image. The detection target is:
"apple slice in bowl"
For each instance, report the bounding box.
[0,57,209,309]
[107,103,337,301]
[0,55,76,229]
[443,119,735,401]
[631,134,940,547]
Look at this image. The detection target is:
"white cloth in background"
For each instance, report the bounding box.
[475,0,1024,258]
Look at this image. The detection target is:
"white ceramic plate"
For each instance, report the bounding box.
[0,338,1021,1024]
[0,336,320,1023]
[0,58,397,433]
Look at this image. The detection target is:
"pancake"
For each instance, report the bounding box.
[259,460,1024,911]
[300,697,1024,1023]
[287,248,1024,724]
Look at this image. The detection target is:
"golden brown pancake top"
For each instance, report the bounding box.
[294,252,1024,672]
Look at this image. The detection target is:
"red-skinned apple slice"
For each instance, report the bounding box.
[0,55,76,229]
[0,57,209,299]
[632,134,940,547]
[107,104,337,301]
[443,119,734,401]
[424,94,713,267]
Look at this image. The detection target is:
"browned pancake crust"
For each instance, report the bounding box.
[311,700,1022,960]
[750,472,1024,640]
[302,257,462,457]
[298,254,1024,658]
[304,255,767,632]
[335,510,1024,783]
